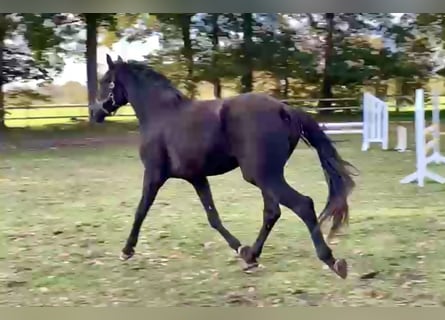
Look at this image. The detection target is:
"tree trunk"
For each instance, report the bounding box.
[85,13,98,122]
[283,77,289,99]
[0,14,6,130]
[180,14,196,98]
[318,13,334,113]
[241,13,253,93]
[211,13,221,98]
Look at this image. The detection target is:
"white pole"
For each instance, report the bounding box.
[400,89,445,187]
[382,100,389,150]
[400,89,426,186]
[361,92,389,151]
[319,91,387,151]
[432,90,440,150]
[426,90,445,165]
[361,93,369,151]
[416,89,426,187]
[395,125,407,152]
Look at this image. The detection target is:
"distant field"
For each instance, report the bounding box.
[5,99,445,128]
[5,105,136,128]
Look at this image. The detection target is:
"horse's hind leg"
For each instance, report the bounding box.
[261,178,347,279]
[239,191,281,270]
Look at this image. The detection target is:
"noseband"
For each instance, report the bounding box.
[98,81,117,116]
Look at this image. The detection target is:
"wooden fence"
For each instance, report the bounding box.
[4,94,440,127]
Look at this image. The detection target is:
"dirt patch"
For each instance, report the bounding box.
[2,134,140,152]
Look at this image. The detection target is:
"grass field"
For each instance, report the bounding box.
[2,125,445,306]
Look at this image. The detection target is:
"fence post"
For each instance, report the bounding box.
[361,93,369,151]
[382,99,389,150]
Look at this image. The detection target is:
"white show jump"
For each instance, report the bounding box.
[394,125,407,152]
[400,89,445,187]
[319,92,389,151]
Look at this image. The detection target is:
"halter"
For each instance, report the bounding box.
[97,81,117,116]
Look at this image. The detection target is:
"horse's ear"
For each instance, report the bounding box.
[106,54,114,70]
[117,55,124,63]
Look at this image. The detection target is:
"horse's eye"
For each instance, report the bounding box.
[109,82,115,89]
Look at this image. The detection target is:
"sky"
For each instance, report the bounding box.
[53,33,161,86]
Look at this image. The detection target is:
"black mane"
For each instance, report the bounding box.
[123,60,187,102]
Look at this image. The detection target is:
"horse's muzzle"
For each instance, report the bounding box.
[89,103,107,123]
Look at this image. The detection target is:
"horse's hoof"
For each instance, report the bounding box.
[243,261,259,272]
[327,235,340,245]
[120,248,134,261]
[237,245,259,271]
[332,258,348,279]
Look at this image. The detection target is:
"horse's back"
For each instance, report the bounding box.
[163,99,238,178]
[221,93,283,114]
[220,93,297,182]
[221,93,291,141]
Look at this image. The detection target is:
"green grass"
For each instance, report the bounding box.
[5,105,136,128]
[2,125,445,306]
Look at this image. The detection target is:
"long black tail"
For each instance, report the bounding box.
[286,107,358,236]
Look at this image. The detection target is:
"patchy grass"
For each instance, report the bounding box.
[2,128,445,306]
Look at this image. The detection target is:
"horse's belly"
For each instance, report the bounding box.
[203,153,239,176]
[169,145,238,178]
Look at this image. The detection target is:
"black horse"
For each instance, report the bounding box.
[89,55,357,279]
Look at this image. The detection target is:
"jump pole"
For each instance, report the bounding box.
[400,89,445,187]
[361,92,388,151]
[426,90,445,164]
[318,92,388,151]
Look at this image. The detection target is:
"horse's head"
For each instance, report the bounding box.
[89,54,128,123]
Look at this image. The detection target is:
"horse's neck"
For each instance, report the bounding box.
[128,87,188,129]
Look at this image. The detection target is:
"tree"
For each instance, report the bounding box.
[153,14,197,98]
[240,13,254,93]
[0,13,6,129]
[416,14,445,76]
[209,13,221,98]
[142,13,269,98]
[89,12,437,108]
[301,13,434,110]
[319,13,334,109]
[254,14,319,98]
[0,13,64,129]
[179,14,196,98]
[85,13,99,118]
[101,13,151,47]
[192,13,238,98]
[54,13,117,121]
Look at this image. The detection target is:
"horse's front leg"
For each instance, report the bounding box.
[190,177,243,254]
[120,169,166,260]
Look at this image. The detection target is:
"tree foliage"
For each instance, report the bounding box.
[1,14,63,84]
[2,12,444,128]
[0,13,65,128]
